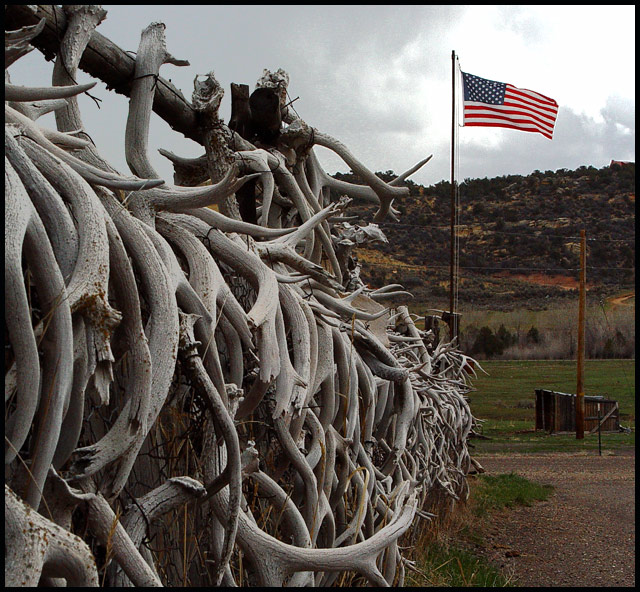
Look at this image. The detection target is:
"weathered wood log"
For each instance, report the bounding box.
[248,86,282,145]
[229,84,259,222]
[228,82,251,139]
[229,84,259,224]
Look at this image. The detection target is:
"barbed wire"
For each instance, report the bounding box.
[365,260,634,273]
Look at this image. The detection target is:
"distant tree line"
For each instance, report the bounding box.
[462,324,540,358]
[460,320,634,360]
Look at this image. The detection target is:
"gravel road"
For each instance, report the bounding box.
[471,449,635,587]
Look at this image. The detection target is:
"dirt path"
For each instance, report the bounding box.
[607,292,635,307]
[472,449,635,587]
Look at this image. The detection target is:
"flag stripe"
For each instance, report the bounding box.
[464,103,556,131]
[505,90,558,118]
[503,100,558,124]
[465,101,557,124]
[464,120,554,139]
[461,71,558,139]
[505,89,558,116]
[505,85,557,107]
[464,115,554,137]
[463,113,553,137]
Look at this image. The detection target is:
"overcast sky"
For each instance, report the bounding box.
[9,5,635,186]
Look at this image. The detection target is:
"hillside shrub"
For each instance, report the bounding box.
[526,326,541,344]
[469,325,516,359]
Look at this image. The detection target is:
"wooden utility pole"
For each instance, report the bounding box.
[449,49,457,341]
[575,229,586,439]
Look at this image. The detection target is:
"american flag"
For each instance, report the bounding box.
[461,71,558,139]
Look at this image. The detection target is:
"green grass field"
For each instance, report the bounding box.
[466,359,635,453]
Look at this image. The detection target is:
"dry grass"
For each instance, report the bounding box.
[102,508,122,586]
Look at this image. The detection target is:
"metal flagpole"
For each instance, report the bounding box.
[449,50,457,341]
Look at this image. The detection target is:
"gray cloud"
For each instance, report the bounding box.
[601,95,635,132]
[496,6,547,45]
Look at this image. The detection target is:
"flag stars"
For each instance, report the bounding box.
[462,72,506,104]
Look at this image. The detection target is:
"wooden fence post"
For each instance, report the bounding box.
[576,230,586,439]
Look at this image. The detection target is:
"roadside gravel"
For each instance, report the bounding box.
[471,449,635,587]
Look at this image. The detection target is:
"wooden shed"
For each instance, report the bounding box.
[535,389,620,434]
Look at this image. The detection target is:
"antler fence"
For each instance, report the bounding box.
[5,5,481,587]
